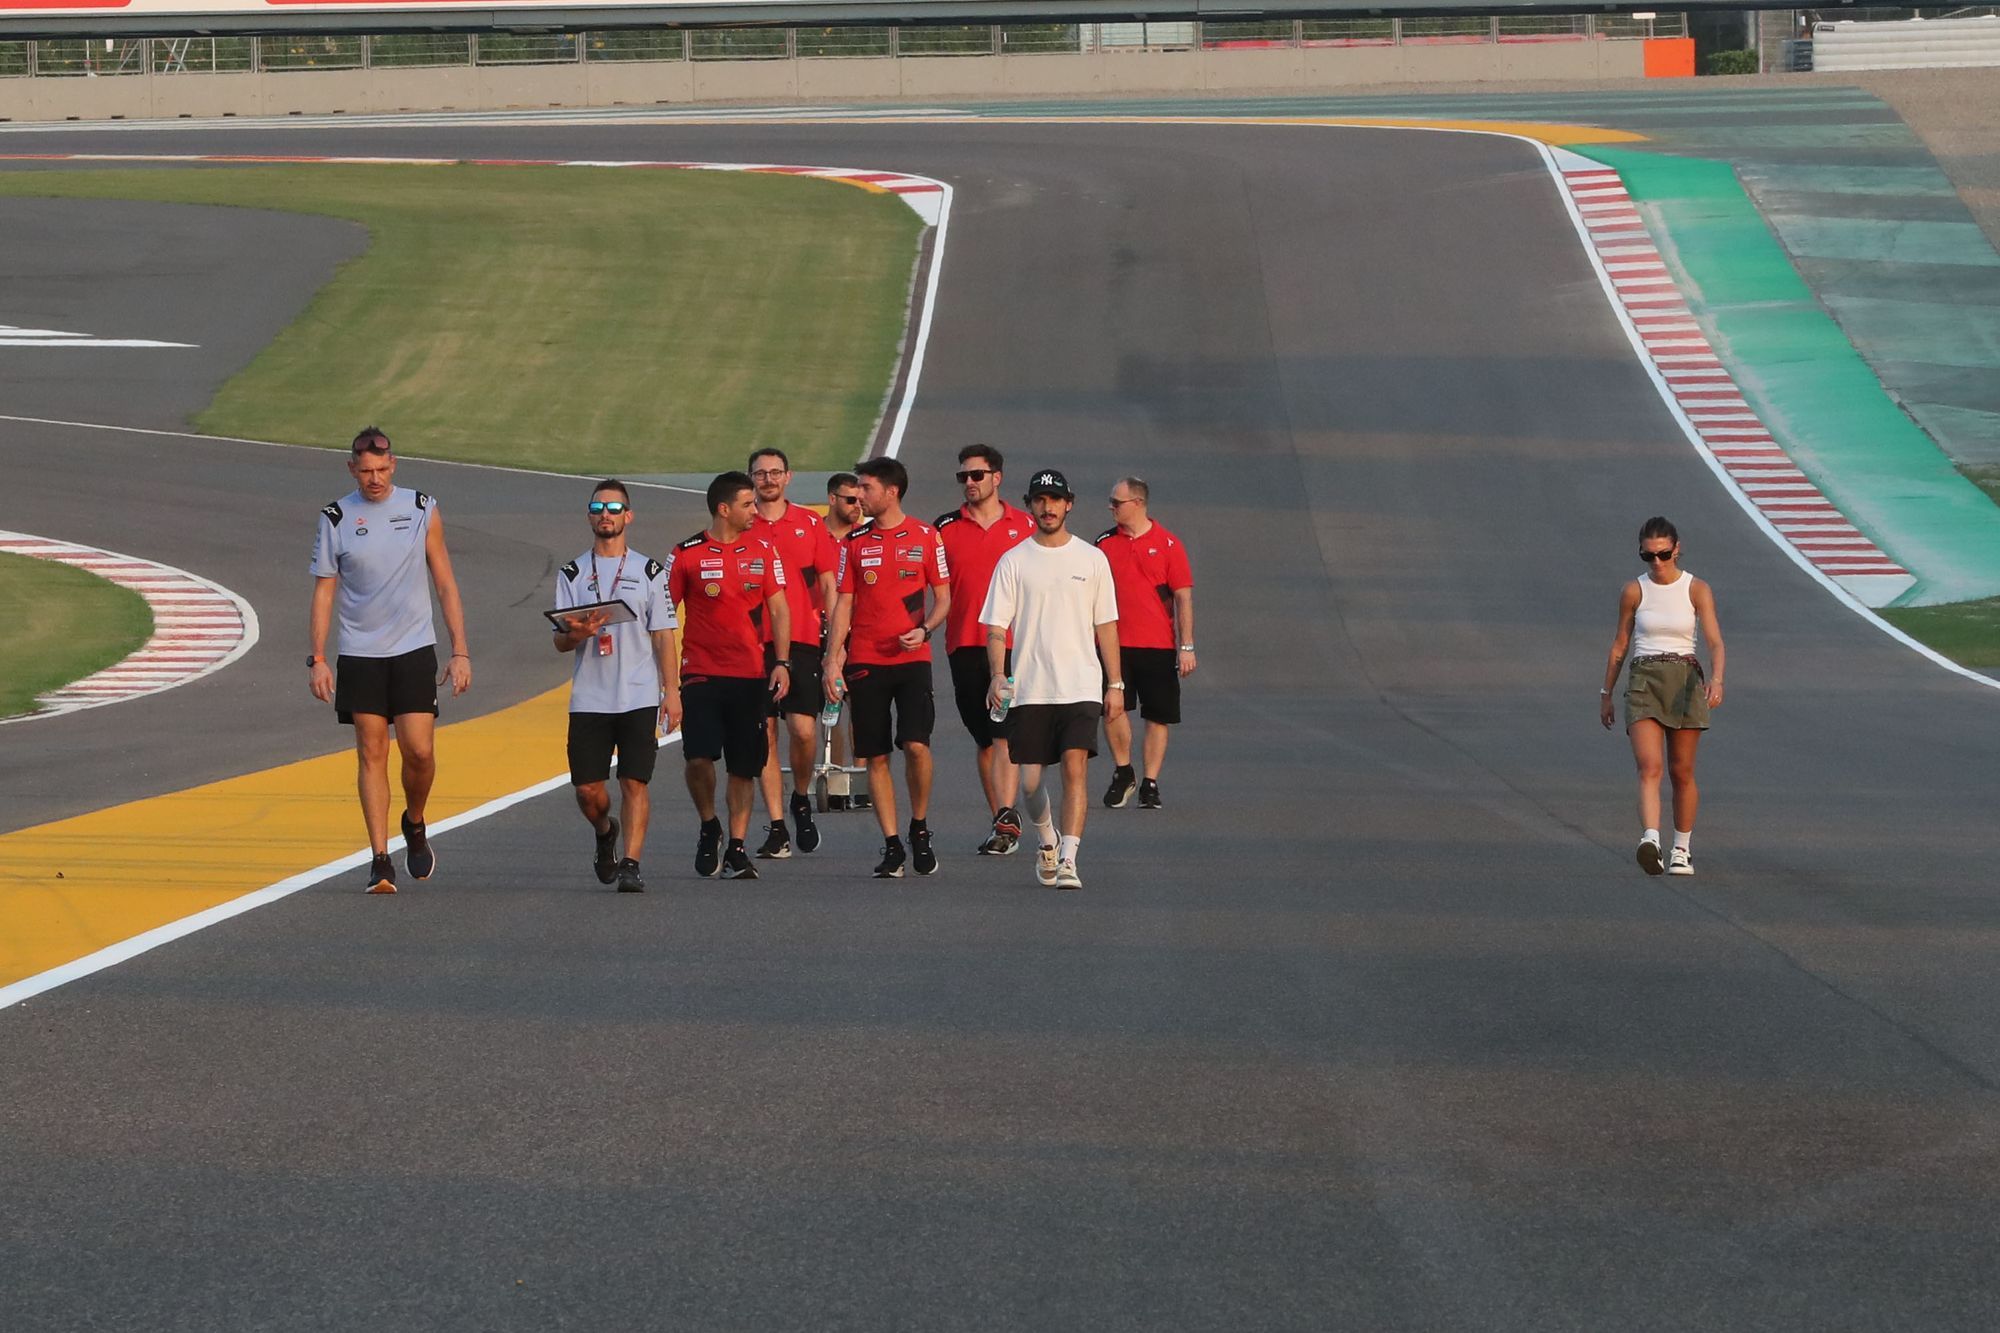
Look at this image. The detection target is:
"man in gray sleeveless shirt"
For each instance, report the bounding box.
[308,427,472,894]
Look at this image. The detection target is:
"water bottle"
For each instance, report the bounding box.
[988,675,1014,724]
[820,677,844,727]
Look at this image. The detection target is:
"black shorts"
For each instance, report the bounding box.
[335,645,438,724]
[1118,647,1182,725]
[949,646,1010,748]
[765,642,825,720]
[681,675,770,779]
[568,707,660,786]
[844,661,934,759]
[1007,701,1101,767]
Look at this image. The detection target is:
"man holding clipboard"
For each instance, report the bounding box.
[550,480,681,893]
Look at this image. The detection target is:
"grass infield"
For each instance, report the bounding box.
[0,552,154,719]
[1880,596,2000,671]
[0,164,923,474]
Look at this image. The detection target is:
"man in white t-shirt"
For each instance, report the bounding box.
[552,480,682,893]
[978,469,1124,890]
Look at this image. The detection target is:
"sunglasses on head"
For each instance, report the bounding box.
[589,501,630,516]
[1639,549,1675,563]
[955,469,992,483]
[351,438,391,455]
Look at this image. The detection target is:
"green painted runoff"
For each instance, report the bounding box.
[0,165,923,474]
[0,552,153,719]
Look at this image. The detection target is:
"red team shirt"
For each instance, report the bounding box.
[749,502,840,646]
[668,530,787,679]
[935,501,1033,651]
[836,518,951,666]
[1093,521,1194,650]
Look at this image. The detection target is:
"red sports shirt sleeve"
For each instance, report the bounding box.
[929,533,951,587]
[1168,536,1193,590]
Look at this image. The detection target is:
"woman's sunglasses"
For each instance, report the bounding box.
[1639,549,1676,563]
[589,501,630,516]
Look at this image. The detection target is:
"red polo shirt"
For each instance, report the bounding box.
[935,501,1033,652]
[749,501,840,646]
[1093,521,1193,650]
[667,530,785,679]
[836,517,950,666]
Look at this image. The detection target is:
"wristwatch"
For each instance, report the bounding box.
[306,655,324,668]
[1178,644,1195,652]
[1108,680,1126,691]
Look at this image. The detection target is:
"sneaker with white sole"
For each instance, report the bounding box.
[1035,844,1060,886]
[755,821,792,860]
[1637,836,1665,876]
[1667,846,1694,876]
[1053,858,1082,890]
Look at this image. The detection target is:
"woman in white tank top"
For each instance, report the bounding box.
[1599,516,1727,878]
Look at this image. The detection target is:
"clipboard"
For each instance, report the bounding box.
[543,598,638,630]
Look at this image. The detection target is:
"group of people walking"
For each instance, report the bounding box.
[310,429,1726,892]
[308,431,1198,894]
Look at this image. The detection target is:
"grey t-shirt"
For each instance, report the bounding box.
[556,547,677,715]
[309,486,438,659]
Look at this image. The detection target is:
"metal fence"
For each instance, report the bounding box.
[0,15,1686,77]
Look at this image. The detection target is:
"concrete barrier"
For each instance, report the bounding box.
[0,40,1648,123]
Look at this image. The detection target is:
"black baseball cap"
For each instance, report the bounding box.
[1026,468,1073,500]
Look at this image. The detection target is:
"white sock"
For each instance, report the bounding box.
[1673,830,1692,852]
[1642,827,1660,845]
[1026,787,1057,850]
[1059,834,1080,863]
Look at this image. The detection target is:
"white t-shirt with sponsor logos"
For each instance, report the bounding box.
[555,547,677,715]
[978,533,1119,706]
[309,486,438,659]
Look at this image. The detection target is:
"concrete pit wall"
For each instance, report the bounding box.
[0,41,1652,122]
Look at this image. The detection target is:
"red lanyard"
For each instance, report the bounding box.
[590,551,629,604]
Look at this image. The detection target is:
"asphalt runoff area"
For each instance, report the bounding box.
[4,116,2000,1330]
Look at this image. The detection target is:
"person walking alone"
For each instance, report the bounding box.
[1601,516,1726,877]
[552,480,681,893]
[823,457,951,878]
[980,469,1124,890]
[936,444,1034,855]
[308,426,471,895]
[669,472,793,880]
[1095,476,1195,810]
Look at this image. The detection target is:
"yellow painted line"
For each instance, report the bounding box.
[0,683,579,996]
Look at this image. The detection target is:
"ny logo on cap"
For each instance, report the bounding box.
[1037,473,1058,486]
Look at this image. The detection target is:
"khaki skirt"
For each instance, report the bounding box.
[1625,656,1711,731]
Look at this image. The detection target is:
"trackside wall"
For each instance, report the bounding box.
[0,42,1647,121]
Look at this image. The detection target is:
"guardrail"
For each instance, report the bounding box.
[0,14,1686,78]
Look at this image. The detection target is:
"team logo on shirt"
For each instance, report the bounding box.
[745,558,765,575]
[354,525,368,536]
[860,556,882,567]
[704,582,721,598]
[863,570,878,585]
[898,546,923,563]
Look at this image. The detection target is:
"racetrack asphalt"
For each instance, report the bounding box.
[4,118,2000,1329]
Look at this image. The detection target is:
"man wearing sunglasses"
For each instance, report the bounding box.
[308,426,472,894]
[820,472,869,810]
[552,481,681,893]
[746,447,840,861]
[1095,476,1196,811]
[935,444,1033,856]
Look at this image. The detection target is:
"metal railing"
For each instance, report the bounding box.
[0,15,1686,78]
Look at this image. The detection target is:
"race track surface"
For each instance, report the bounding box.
[4,119,2000,1330]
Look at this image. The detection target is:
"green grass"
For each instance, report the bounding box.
[1881,596,2000,671]
[0,553,154,718]
[0,165,923,473]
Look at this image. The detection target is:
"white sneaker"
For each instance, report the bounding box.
[1054,858,1082,890]
[1036,845,1060,886]
[1637,836,1665,876]
[1667,846,1694,876]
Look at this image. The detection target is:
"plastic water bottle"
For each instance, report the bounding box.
[988,675,1014,724]
[820,679,844,727]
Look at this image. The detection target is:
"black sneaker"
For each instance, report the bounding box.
[851,791,873,811]
[401,811,435,881]
[722,841,759,880]
[363,853,396,895]
[791,792,821,853]
[695,818,723,877]
[756,821,792,860]
[1137,779,1162,810]
[592,816,621,885]
[976,829,1020,856]
[910,826,937,876]
[1103,765,1137,809]
[615,858,646,893]
[993,806,1022,838]
[874,840,907,879]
